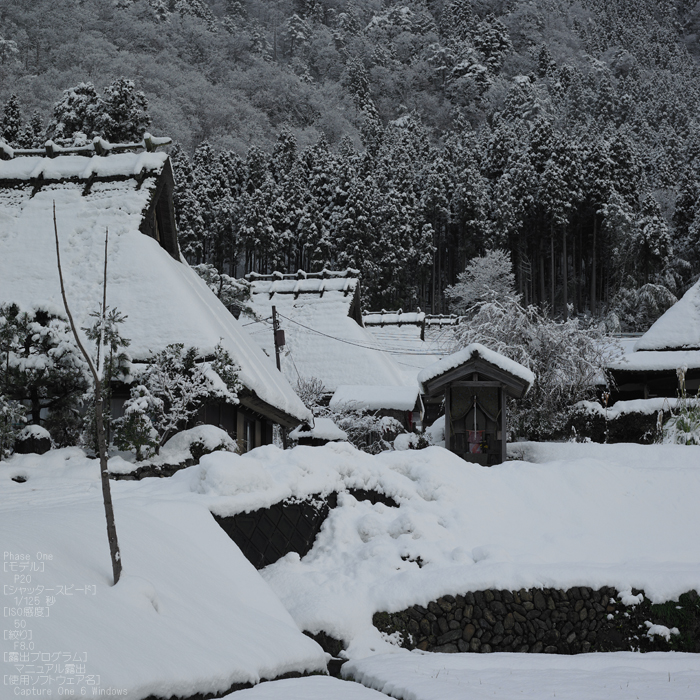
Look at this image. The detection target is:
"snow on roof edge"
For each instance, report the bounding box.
[418,343,535,390]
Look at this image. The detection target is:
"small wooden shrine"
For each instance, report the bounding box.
[419,344,534,466]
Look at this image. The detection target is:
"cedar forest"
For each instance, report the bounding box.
[1,0,700,328]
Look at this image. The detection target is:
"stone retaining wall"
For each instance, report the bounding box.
[373,588,700,654]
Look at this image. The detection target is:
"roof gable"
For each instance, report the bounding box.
[419,343,535,399]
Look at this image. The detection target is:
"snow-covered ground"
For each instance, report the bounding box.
[343,651,700,700]
[0,450,326,699]
[2,440,699,698]
[225,676,388,699]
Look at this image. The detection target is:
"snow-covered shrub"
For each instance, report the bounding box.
[450,298,618,440]
[192,264,253,317]
[0,303,89,445]
[568,399,670,444]
[606,283,677,333]
[14,424,52,455]
[329,409,402,454]
[161,425,238,463]
[114,385,161,461]
[0,395,26,460]
[425,415,445,447]
[663,367,700,446]
[394,431,430,450]
[445,249,519,314]
[295,376,328,411]
[293,375,401,453]
[115,343,241,458]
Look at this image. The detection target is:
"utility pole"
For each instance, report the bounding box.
[271,305,284,371]
[271,306,288,449]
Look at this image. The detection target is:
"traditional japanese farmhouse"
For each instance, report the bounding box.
[419,344,534,465]
[608,278,700,400]
[244,270,407,398]
[0,137,311,450]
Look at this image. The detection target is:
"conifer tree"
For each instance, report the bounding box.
[1,94,22,145]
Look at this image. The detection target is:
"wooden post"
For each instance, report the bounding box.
[271,305,282,371]
[444,387,452,454]
[500,387,507,465]
[236,409,246,453]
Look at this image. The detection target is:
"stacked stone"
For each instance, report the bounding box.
[375,587,619,654]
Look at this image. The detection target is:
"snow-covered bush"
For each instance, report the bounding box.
[114,385,161,461]
[162,425,238,463]
[444,249,519,314]
[0,395,26,460]
[192,264,253,317]
[394,431,430,450]
[450,298,618,440]
[606,283,677,333]
[294,376,402,453]
[329,409,403,454]
[294,376,327,411]
[0,303,89,445]
[115,343,241,458]
[663,367,700,446]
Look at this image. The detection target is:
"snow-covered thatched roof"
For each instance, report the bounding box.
[245,270,406,393]
[634,278,700,352]
[0,148,311,426]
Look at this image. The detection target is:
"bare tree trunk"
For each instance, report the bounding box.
[591,214,597,316]
[539,250,545,308]
[53,204,121,586]
[550,226,555,314]
[562,225,568,320]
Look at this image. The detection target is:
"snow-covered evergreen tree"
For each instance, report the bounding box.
[0,304,89,445]
[1,94,22,145]
[99,78,151,143]
[117,343,241,455]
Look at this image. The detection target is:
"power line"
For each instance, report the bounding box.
[275,312,447,356]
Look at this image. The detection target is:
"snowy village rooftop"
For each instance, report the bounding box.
[246,269,360,298]
[245,269,407,393]
[0,132,171,164]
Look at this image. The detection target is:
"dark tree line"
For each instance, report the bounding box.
[3,0,700,325]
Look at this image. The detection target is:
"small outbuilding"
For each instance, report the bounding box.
[418,343,534,466]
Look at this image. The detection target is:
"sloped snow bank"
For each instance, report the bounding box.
[1,450,326,699]
[243,442,700,658]
[343,651,700,700]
